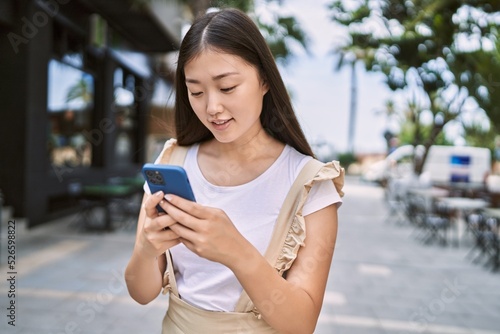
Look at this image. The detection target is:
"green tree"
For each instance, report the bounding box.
[132,0,309,64]
[462,121,496,152]
[328,0,500,174]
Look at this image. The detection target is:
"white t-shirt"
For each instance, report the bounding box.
[146,144,342,311]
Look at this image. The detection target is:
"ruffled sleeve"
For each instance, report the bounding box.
[274,160,344,274]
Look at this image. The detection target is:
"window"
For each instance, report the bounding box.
[113,67,138,165]
[47,59,95,168]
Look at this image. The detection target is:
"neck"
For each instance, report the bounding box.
[210,128,277,161]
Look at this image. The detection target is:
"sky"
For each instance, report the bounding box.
[265,0,395,154]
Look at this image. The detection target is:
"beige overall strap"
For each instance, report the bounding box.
[234,158,325,313]
[167,145,189,166]
[166,250,180,297]
[160,140,189,298]
[158,140,189,166]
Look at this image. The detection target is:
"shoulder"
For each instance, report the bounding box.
[281,145,314,182]
[153,139,178,164]
[283,145,344,198]
[154,139,196,165]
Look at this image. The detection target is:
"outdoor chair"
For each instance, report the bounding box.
[68,176,143,231]
[417,200,451,246]
[67,180,107,231]
[466,213,499,271]
[384,177,411,225]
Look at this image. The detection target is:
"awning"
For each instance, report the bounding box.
[78,0,181,52]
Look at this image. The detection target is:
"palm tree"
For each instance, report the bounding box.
[334,45,372,153]
[66,78,93,107]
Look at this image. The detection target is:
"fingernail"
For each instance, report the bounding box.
[155,191,163,197]
[165,194,173,202]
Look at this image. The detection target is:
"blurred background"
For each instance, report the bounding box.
[0,0,499,333]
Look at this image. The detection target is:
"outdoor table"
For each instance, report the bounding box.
[407,187,450,215]
[408,187,449,198]
[438,197,489,247]
[82,184,136,231]
[434,181,486,198]
[482,208,500,220]
[80,176,144,231]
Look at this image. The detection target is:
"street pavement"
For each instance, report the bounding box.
[1,176,499,334]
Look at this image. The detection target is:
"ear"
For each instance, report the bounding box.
[261,79,269,95]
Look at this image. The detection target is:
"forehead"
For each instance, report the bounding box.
[184,49,256,77]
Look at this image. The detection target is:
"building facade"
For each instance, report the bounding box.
[0,0,184,227]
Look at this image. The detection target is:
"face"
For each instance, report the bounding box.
[184,49,269,145]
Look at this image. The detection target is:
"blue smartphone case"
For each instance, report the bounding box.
[142,163,196,203]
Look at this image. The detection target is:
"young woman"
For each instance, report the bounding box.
[125,8,344,333]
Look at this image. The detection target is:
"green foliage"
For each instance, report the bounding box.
[337,152,357,168]
[399,121,452,147]
[451,46,500,131]
[214,0,253,12]
[328,0,500,174]
[463,121,496,151]
[257,14,309,65]
[179,0,309,64]
[66,79,93,104]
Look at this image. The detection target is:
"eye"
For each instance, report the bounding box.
[189,91,202,97]
[221,86,236,93]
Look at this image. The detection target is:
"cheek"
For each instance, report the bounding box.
[188,97,204,117]
[190,104,210,127]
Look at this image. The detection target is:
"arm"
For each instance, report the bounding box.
[124,192,181,305]
[233,204,338,333]
[163,195,338,333]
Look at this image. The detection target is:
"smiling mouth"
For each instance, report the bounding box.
[211,119,232,125]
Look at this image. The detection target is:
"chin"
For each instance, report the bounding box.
[212,135,236,144]
[210,131,241,144]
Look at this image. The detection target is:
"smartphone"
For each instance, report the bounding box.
[142,164,196,212]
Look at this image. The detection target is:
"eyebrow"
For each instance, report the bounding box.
[185,72,239,84]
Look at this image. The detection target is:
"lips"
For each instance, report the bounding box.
[210,118,233,130]
[212,119,230,125]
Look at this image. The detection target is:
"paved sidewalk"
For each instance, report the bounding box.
[1,176,499,334]
[316,177,500,334]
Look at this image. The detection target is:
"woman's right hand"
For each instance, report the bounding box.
[137,191,181,259]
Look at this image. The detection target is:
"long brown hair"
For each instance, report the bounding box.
[174,8,314,157]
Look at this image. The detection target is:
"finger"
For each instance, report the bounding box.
[143,191,165,217]
[161,228,181,242]
[164,194,206,219]
[162,199,200,230]
[178,237,195,253]
[149,213,177,232]
[169,222,198,242]
[154,236,181,255]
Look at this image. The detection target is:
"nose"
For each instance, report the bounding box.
[206,92,223,116]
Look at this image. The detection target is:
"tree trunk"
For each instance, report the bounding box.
[414,123,445,175]
[347,61,358,153]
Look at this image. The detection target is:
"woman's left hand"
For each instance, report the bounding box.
[159,194,248,267]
